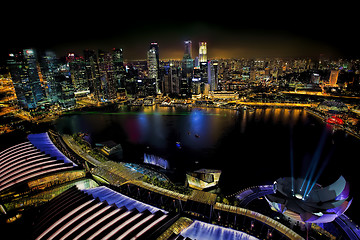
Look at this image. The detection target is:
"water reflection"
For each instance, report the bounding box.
[54,106,360,222]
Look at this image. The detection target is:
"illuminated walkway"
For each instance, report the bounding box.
[181,220,259,240]
[236,101,314,108]
[233,185,274,207]
[335,214,360,240]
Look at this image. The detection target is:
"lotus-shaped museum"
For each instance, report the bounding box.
[265,176,352,223]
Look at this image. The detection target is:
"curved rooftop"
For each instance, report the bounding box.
[317,100,348,113]
[33,186,177,240]
[0,140,75,193]
[28,133,77,167]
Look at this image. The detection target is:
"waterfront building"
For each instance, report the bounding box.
[266,176,352,223]
[186,169,221,190]
[209,90,238,99]
[7,49,44,109]
[0,133,97,214]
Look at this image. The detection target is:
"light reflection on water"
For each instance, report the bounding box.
[55,106,360,222]
[57,106,309,154]
[56,106,311,179]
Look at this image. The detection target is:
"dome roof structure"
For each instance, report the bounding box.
[317,100,348,113]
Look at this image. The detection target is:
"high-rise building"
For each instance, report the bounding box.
[148,49,159,94]
[329,70,339,86]
[208,60,219,91]
[149,43,159,68]
[98,50,117,101]
[7,49,44,109]
[84,49,101,100]
[67,53,89,95]
[199,42,207,63]
[39,51,59,103]
[55,64,76,109]
[112,48,125,89]
[184,40,192,59]
[181,40,194,97]
[148,43,160,94]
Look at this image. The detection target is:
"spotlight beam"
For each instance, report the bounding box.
[303,130,328,198]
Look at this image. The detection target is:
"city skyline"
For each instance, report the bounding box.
[1,3,359,64]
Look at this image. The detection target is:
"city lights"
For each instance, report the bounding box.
[1,21,360,240]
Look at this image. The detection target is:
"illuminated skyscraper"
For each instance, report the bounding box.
[184,40,192,59]
[40,51,59,103]
[208,60,219,91]
[67,53,88,95]
[98,50,117,101]
[149,42,159,69]
[329,70,339,86]
[147,43,160,94]
[84,49,101,100]
[55,64,76,109]
[7,49,44,109]
[112,48,125,89]
[199,42,207,63]
[181,40,194,97]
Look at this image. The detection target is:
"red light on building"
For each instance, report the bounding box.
[326,116,344,125]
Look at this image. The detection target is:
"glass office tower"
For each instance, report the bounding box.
[7,49,44,109]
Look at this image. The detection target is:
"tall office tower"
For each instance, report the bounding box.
[55,64,75,108]
[84,49,101,100]
[149,42,160,68]
[181,40,194,97]
[148,47,159,94]
[329,70,339,86]
[148,43,160,94]
[184,40,192,58]
[199,42,207,63]
[183,40,193,71]
[98,50,117,101]
[7,49,44,109]
[112,48,125,89]
[208,60,219,91]
[40,51,60,103]
[67,53,89,94]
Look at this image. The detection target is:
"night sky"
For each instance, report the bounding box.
[1,2,359,63]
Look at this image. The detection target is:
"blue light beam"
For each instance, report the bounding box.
[290,125,294,194]
[305,147,334,198]
[303,129,328,198]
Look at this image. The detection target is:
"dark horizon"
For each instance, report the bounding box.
[1,3,359,64]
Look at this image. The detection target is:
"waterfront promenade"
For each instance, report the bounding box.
[55,132,305,239]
